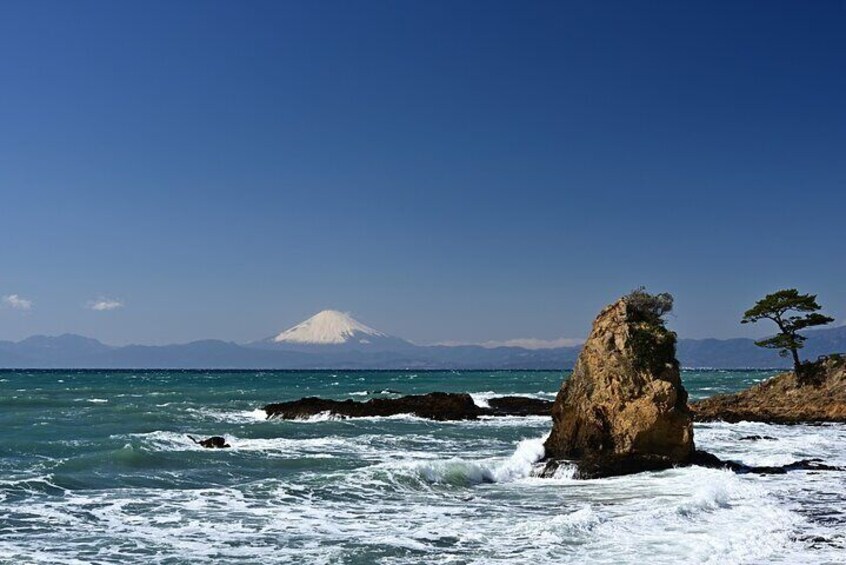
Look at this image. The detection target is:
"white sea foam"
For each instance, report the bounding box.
[130,430,357,457]
[469,391,496,408]
[358,436,549,490]
[282,410,344,422]
[11,435,836,565]
[490,436,547,482]
[470,390,556,408]
[696,420,846,467]
[3,394,844,564]
[202,408,268,423]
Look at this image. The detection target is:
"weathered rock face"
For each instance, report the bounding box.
[544,296,694,478]
[693,355,846,424]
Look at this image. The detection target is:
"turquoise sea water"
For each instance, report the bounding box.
[1,370,844,564]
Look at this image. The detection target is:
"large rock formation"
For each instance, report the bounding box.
[543,292,694,478]
[693,355,846,423]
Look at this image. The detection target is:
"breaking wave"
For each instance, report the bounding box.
[409,436,548,486]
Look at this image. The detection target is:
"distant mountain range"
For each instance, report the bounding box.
[1,310,844,370]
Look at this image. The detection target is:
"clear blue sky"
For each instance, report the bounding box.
[1,0,844,345]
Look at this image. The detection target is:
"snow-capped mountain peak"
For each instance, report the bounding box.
[273,310,387,344]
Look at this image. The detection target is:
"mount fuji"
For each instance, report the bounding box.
[254,310,416,353]
[274,310,388,345]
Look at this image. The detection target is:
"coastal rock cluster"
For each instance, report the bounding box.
[263,392,553,421]
[693,355,846,423]
[542,294,695,478]
[261,293,844,480]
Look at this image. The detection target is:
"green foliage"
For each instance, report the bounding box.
[741,289,834,376]
[624,287,674,325]
[623,288,677,373]
[629,323,677,374]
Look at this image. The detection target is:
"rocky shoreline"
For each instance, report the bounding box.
[262,359,846,425]
[263,358,846,427]
[691,355,846,424]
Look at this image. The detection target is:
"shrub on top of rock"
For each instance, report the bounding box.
[624,286,674,325]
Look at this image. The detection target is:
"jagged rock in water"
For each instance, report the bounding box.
[265,392,480,421]
[188,435,230,448]
[692,355,846,424]
[543,293,694,478]
[689,450,844,474]
[486,396,553,416]
[263,392,553,421]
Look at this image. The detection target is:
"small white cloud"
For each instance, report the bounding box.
[2,294,33,310]
[87,298,124,311]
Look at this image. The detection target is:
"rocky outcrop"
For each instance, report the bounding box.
[690,450,844,474]
[693,355,846,423]
[486,396,553,416]
[264,393,553,421]
[188,435,231,448]
[265,392,479,421]
[543,293,694,478]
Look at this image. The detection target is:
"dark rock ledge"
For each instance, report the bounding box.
[535,450,844,479]
[263,392,553,421]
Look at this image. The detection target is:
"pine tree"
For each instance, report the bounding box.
[742,289,833,379]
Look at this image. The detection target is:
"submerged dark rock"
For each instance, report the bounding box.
[690,450,844,474]
[692,356,846,424]
[537,449,844,479]
[263,392,553,421]
[542,292,694,479]
[738,435,778,441]
[188,435,230,448]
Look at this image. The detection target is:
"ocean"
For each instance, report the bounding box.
[1,369,844,564]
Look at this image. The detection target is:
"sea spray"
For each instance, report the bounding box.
[1,369,843,564]
[410,436,547,486]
